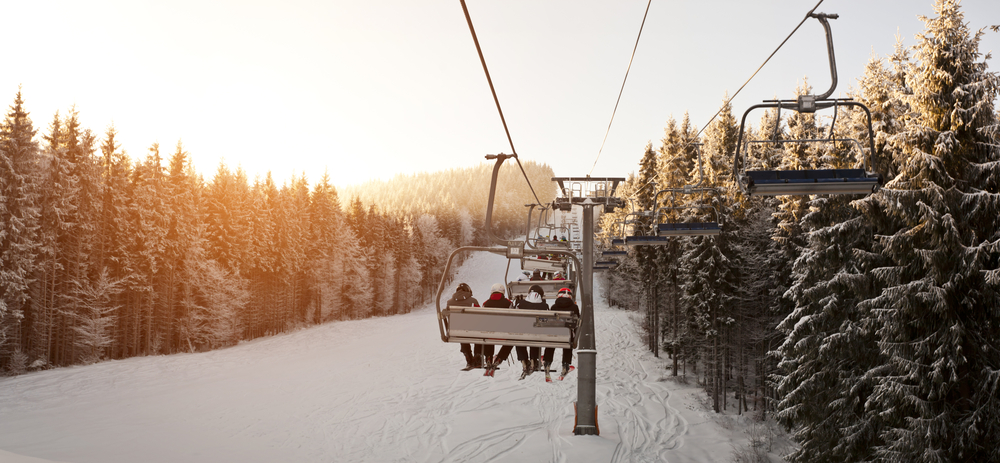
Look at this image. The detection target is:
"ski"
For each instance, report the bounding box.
[558,365,575,381]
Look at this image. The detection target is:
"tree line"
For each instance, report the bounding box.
[0,92,553,374]
[601,1,999,461]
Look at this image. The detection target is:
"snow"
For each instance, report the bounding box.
[0,252,753,463]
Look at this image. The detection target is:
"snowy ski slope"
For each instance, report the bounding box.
[0,251,746,463]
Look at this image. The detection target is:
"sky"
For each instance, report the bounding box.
[0,251,772,463]
[4,0,999,188]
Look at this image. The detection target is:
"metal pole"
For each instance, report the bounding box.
[575,200,598,435]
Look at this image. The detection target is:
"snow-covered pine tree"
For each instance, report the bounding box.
[0,88,41,372]
[32,112,78,366]
[678,96,741,411]
[162,141,204,351]
[656,114,699,374]
[854,1,1000,461]
[773,38,919,461]
[72,267,123,364]
[127,144,170,356]
[54,108,101,365]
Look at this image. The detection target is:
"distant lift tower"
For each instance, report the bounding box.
[551,176,625,436]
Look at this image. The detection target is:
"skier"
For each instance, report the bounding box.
[514,284,548,380]
[446,282,482,370]
[529,269,543,281]
[551,287,580,379]
[482,283,513,377]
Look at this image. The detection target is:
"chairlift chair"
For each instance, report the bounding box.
[649,145,724,237]
[732,12,882,196]
[437,153,582,351]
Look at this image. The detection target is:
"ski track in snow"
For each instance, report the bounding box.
[0,252,739,463]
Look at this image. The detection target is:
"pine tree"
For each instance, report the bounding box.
[677,96,741,411]
[0,88,41,371]
[854,1,1000,460]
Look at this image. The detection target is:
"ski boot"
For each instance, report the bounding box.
[461,351,476,371]
[519,360,531,380]
[544,361,553,382]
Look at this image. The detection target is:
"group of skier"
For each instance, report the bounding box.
[446,280,579,382]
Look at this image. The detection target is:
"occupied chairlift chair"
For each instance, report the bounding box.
[733,12,883,196]
[436,154,582,350]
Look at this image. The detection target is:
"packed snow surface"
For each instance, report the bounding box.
[0,252,745,462]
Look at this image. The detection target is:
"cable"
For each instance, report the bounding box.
[626,0,827,198]
[693,0,825,140]
[461,0,544,206]
[460,0,518,157]
[589,0,653,177]
[514,157,544,207]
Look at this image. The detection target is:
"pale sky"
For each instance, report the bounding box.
[4,0,998,188]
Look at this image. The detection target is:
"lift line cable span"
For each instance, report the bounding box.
[693,0,825,141]
[461,0,544,206]
[628,0,826,197]
[588,0,653,177]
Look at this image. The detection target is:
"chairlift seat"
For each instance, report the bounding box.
[521,256,566,273]
[744,169,880,196]
[601,250,628,257]
[442,306,578,349]
[624,235,669,246]
[656,222,721,236]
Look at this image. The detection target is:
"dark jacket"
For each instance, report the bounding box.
[483,292,512,308]
[551,297,580,317]
[447,289,479,307]
[515,292,548,311]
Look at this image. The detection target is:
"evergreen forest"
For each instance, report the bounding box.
[601,1,1000,461]
[0,91,553,372]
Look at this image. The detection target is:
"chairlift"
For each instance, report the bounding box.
[616,202,671,247]
[437,154,582,350]
[732,12,882,196]
[552,177,627,213]
[651,144,723,237]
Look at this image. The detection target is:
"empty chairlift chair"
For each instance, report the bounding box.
[732,12,883,197]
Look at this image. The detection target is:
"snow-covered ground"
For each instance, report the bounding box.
[0,252,760,463]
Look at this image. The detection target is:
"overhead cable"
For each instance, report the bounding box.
[589,0,653,177]
[694,0,825,140]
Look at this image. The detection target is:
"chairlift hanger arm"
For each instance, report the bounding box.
[810,12,839,100]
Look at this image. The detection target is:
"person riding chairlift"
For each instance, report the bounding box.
[513,285,549,380]
[551,287,579,377]
[482,283,513,377]
[446,282,482,370]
